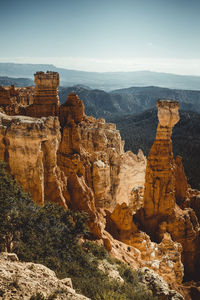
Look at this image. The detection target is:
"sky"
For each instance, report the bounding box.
[1,0,200,75]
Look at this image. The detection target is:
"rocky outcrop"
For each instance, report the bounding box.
[140,267,184,300]
[175,155,189,207]
[106,202,184,286]
[58,96,146,210]
[25,71,60,118]
[136,99,200,281]
[0,85,34,115]
[115,150,146,207]
[0,85,11,106]
[0,252,90,300]
[56,95,146,238]
[59,92,85,127]
[0,112,66,207]
[139,100,180,236]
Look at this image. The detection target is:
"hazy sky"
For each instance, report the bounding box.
[1,0,200,74]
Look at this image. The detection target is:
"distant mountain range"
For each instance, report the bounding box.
[0,76,33,87]
[1,62,200,91]
[1,73,200,116]
[59,85,200,118]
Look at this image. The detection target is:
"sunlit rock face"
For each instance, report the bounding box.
[59,92,85,127]
[105,201,184,286]
[25,72,60,118]
[0,112,67,207]
[175,155,189,207]
[135,99,200,281]
[141,100,180,235]
[156,99,180,139]
[34,71,59,105]
[57,93,146,210]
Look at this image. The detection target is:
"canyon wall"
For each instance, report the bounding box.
[0,112,67,207]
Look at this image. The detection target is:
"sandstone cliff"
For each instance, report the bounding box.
[0,112,67,207]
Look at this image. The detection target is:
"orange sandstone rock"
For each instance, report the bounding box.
[0,112,67,207]
[59,92,85,127]
[0,85,34,115]
[175,155,189,207]
[25,72,60,118]
[136,99,200,281]
[140,100,180,237]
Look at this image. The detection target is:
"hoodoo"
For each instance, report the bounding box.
[141,99,180,236]
[137,99,200,281]
[25,71,60,117]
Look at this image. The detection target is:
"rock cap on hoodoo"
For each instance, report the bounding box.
[156,99,180,108]
[156,99,180,130]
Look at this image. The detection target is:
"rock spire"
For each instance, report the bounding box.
[25,71,60,117]
[140,100,180,237]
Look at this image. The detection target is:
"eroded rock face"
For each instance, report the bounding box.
[106,202,184,286]
[175,155,189,207]
[136,99,200,281]
[140,267,184,300]
[25,72,60,118]
[0,112,66,207]
[58,107,146,210]
[0,252,90,300]
[140,100,180,236]
[0,85,34,115]
[59,92,85,127]
[0,85,11,106]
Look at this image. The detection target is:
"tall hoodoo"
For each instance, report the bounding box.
[141,100,180,237]
[34,71,59,105]
[137,99,200,280]
[25,71,60,118]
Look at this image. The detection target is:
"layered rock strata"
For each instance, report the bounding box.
[139,100,180,236]
[59,92,85,127]
[0,112,66,207]
[58,93,146,211]
[25,71,60,117]
[136,99,200,280]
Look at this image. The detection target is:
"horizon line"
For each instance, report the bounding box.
[1,57,200,77]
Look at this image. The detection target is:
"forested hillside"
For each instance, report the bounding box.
[59,85,200,118]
